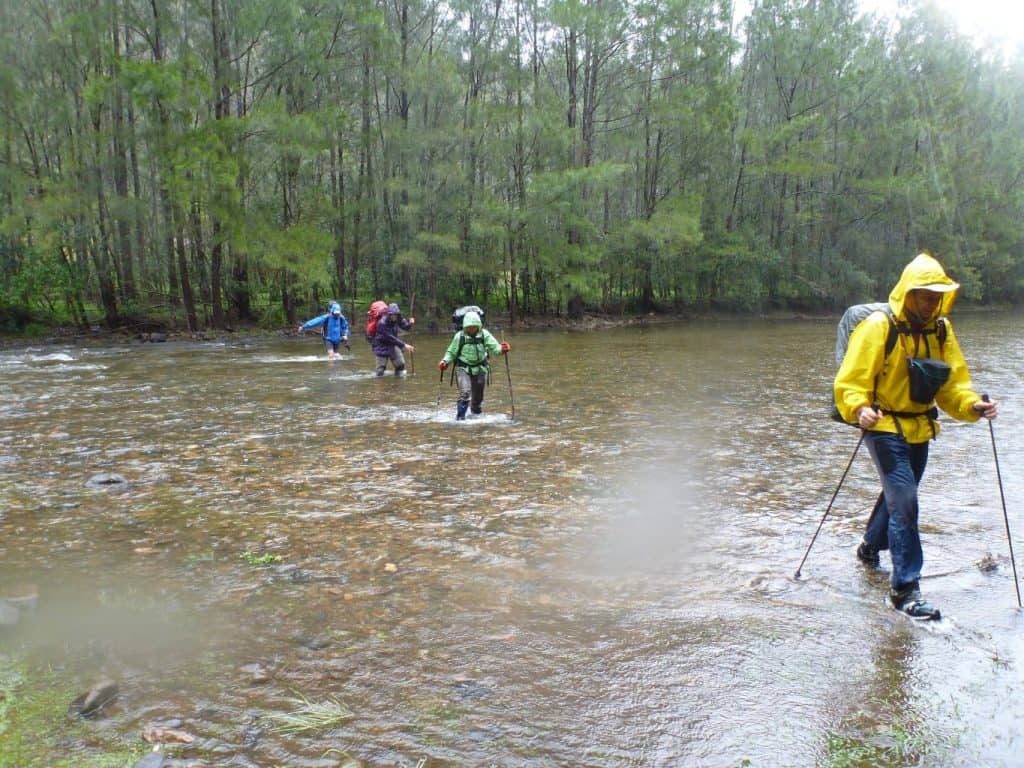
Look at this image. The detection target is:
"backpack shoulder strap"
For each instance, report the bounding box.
[880,307,898,358]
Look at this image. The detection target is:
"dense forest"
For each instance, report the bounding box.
[1,0,1022,333]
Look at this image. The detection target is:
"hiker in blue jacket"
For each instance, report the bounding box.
[296,301,350,360]
[372,302,415,376]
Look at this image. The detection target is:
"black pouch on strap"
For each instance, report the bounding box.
[907,357,951,404]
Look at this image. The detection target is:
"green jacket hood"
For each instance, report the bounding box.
[888,253,959,321]
[462,311,482,329]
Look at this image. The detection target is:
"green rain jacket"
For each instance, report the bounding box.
[834,253,982,444]
[442,311,503,375]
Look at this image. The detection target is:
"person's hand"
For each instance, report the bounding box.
[408,317,415,325]
[404,343,416,353]
[437,360,448,371]
[342,335,348,342]
[295,325,302,334]
[857,405,881,429]
[500,341,511,353]
[973,398,998,420]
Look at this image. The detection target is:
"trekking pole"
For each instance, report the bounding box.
[794,427,867,579]
[435,368,445,415]
[501,330,515,421]
[982,394,1021,608]
[410,350,416,376]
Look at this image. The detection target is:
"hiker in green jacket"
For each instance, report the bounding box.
[437,311,510,420]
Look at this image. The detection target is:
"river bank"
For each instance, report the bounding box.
[0,307,830,350]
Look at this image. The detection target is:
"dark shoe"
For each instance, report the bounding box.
[470,407,482,415]
[890,585,941,621]
[856,541,880,567]
[456,401,468,421]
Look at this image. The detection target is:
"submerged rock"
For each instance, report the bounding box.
[240,662,271,684]
[143,723,195,744]
[2,584,39,612]
[68,679,118,718]
[0,600,19,627]
[132,751,168,768]
[977,553,1000,573]
[86,473,128,489]
[133,758,164,768]
[293,633,331,651]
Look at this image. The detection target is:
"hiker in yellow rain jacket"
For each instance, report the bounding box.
[834,253,997,619]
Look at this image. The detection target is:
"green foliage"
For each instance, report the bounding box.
[240,551,282,566]
[1,0,1022,330]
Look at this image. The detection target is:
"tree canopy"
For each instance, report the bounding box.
[1,0,1022,332]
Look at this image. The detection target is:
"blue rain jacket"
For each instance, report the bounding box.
[301,303,349,343]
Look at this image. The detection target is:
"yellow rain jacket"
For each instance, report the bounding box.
[834,254,982,443]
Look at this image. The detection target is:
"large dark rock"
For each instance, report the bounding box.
[68,679,118,718]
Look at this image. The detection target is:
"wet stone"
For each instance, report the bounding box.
[143,723,196,744]
[133,751,168,768]
[68,678,119,718]
[239,663,271,684]
[451,680,493,699]
[0,600,18,627]
[294,633,331,650]
[977,553,1000,573]
[240,722,262,747]
[86,473,128,489]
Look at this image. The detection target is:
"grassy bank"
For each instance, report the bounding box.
[0,654,147,768]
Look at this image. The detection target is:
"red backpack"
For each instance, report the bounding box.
[365,300,389,341]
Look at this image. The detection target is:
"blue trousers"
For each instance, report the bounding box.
[863,432,930,591]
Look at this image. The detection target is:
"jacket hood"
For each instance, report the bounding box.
[387,302,401,315]
[329,302,342,315]
[462,311,482,329]
[888,253,959,321]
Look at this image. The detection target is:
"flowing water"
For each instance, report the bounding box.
[2,316,1024,767]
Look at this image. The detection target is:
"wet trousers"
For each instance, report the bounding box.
[863,431,930,591]
[456,368,487,413]
[375,347,406,376]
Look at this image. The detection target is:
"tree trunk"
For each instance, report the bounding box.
[174,207,199,332]
[110,14,136,305]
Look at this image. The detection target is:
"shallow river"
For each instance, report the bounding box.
[2,316,1024,767]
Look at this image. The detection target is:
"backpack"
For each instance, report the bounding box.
[365,300,389,342]
[831,302,947,423]
[452,305,484,331]
[834,303,896,367]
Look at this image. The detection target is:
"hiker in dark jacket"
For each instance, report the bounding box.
[373,302,415,376]
[297,301,350,360]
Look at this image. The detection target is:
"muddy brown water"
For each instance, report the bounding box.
[2,317,1024,767]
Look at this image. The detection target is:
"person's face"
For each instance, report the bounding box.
[465,325,480,336]
[906,289,942,322]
